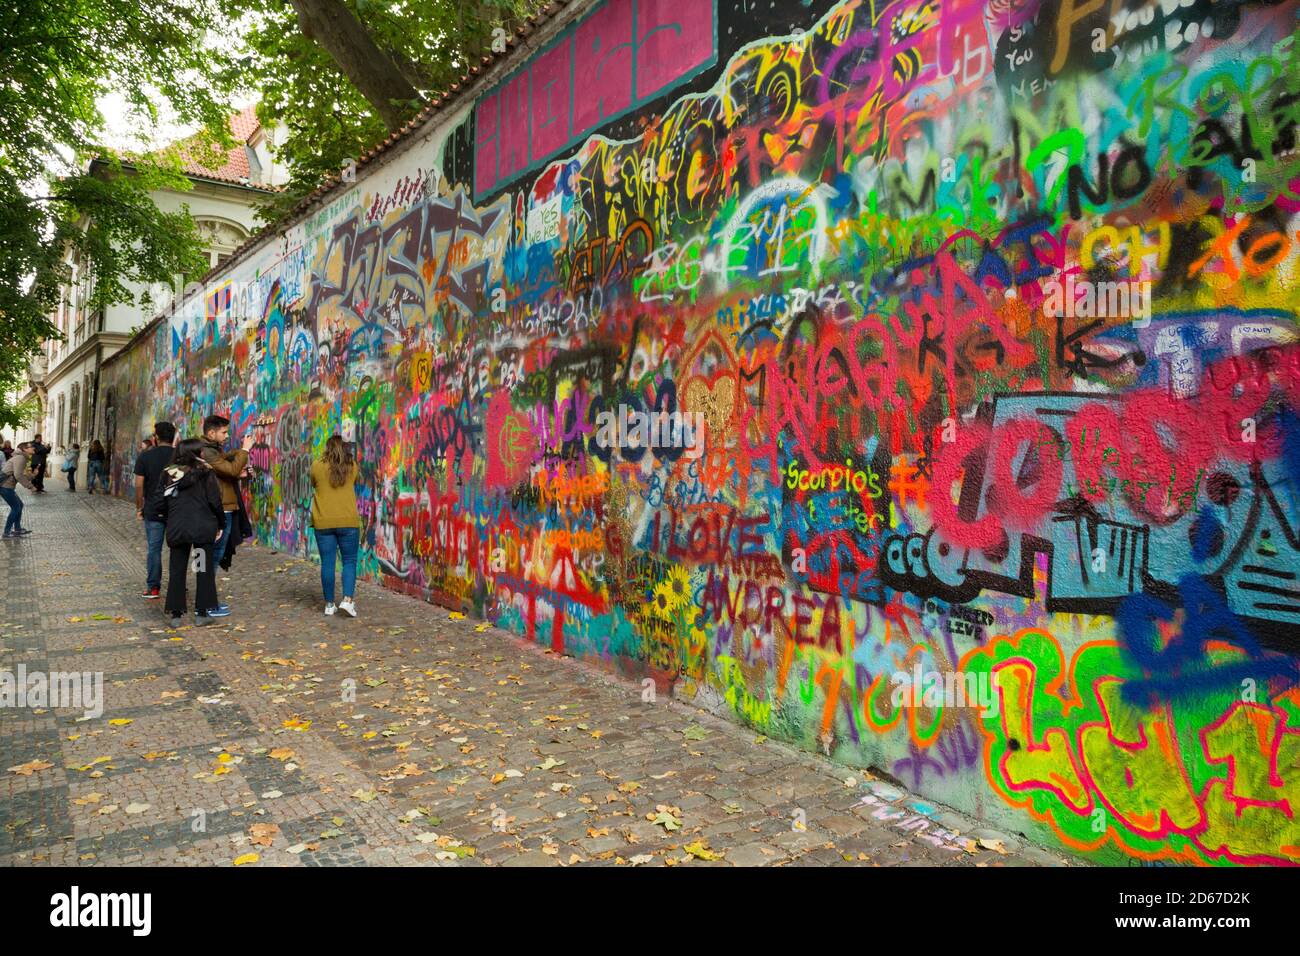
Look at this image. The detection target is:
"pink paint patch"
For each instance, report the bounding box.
[485,390,537,489]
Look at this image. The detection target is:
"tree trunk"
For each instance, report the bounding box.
[287,0,422,131]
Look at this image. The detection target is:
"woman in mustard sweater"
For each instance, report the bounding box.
[310,434,362,617]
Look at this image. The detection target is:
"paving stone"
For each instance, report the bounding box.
[0,492,1078,868]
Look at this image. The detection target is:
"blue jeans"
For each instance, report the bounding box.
[0,487,22,534]
[315,527,359,604]
[211,510,235,567]
[144,519,166,590]
[87,461,107,492]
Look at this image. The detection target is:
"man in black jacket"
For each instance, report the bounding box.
[198,414,251,618]
[135,421,177,599]
[29,434,50,493]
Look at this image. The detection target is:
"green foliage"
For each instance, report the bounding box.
[0,0,241,423]
[238,0,546,222]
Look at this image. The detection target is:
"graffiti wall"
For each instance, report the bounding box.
[101,0,1300,865]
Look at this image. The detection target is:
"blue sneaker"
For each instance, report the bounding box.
[206,604,231,618]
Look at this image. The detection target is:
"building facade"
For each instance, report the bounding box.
[10,106,283,486]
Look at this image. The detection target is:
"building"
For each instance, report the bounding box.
[9,106,285,484]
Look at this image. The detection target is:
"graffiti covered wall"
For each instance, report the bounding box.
[102,0,1300,865]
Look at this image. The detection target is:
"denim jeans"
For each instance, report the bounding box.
[144,519,166,590]
[0,487,21,534]
[315,527,359,604]
[211,510,235,567]
[87,461,107,492]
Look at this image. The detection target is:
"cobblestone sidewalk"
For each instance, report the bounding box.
[0,489,1075,867]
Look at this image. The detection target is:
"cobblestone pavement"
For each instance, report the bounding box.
[0,490,1076,867]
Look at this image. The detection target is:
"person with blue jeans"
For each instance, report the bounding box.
[86,439,108,493]
[310,434,362,616]
[0,441,36,537]
[135,422,177,599]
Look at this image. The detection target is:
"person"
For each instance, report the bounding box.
[86,439,108,493]
[29,434,50,493]
[199,414,251,618]
[138,437,154,453]
[157,438,224,627]
[135,422,177,599]
[62,443,79,491]
[2,440,13,461]
[310,434,361,617]
[0,441,36,536]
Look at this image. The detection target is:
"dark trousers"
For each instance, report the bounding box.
[166,543,217,617]
[32,464,44,492]
[66,467,75,491]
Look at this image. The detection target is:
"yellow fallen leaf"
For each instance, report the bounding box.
[268,748,295,761]
[108,719,132,726]
[449,612,465,620]
[684,841,723,861]
[232,853,259,866]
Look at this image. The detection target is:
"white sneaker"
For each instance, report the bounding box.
[338,598,357,618]
[324,603,337,616]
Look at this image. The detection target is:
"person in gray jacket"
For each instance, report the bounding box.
[1,441,37,536]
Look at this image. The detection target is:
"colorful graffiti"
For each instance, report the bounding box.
[101,0,1300,865]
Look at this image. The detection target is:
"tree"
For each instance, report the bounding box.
[238,0,545,221]
[0,0,242,427]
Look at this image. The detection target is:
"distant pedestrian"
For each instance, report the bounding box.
[29,434,50,493]
[157,438,224,627]
[2,440,13,461]
[139,437,154,453]
[135,422,177,600]
[86,439,108,493]
[199,414,252,619]
[310,434,361,617]
[0,441,37,537]
[62,443,79,491]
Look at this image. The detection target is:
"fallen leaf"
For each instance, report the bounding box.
[107,719,133,726]
[268,748,295,761]
[7,760,53,776]
[249,823,279,847]
[537,756,565,771]
[682,724,708,741]
[124,803,150,815]
[648,806,683,831]
[232,853,259,866]
[684,841,723,861]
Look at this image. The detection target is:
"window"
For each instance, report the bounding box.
[57,394,65,448]
[82,373,93,440]
[193,218,249,270]
[68,383,80,444]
